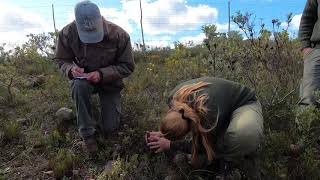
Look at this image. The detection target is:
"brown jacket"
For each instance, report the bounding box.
[54,19,135,91]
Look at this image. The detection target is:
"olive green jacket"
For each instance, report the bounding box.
[168,77,256,153]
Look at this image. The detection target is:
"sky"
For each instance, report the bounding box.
[0,0,305,48]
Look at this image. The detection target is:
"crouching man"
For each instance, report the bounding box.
[53,1,134,153]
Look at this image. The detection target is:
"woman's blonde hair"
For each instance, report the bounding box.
[160,81,218,167]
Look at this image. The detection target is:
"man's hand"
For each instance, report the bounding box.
[303,47,313,56]
[71,66,85,78]
[86,71,101,83]
[147,136,170,153]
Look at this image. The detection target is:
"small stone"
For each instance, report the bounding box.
[16,118,27,126]
[55,107,75,121]
[43,171,54,175]
[104,160,114,174]
[72,170,79,176]
[118,132,124,136]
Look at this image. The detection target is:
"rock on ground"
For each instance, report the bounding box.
[55,107,75,121]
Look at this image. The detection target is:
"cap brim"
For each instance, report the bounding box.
[76,20,104,43]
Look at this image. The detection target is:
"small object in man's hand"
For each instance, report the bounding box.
[75,76,86,80]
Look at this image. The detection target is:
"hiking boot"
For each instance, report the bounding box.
[84,135,98,154]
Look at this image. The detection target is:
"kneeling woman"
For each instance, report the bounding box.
[146,77,264,178]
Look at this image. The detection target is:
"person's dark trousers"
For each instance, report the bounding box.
[71,79,121,138]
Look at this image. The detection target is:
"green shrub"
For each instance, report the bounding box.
[295,105,320,139]
[262,131,290,177]
[48,129,70,148]
[48,149,79,179]
[97,154,139,180]
[2,120,21,143]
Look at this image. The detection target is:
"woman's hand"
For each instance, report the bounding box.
[145,131,170,153]
[147,136,171,153]
[145,131,163,144]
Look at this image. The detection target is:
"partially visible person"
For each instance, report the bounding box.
[54,1,134,153]
[145,77,264,179]
[299,0,320,106]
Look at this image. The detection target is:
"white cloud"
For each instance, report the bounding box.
[281,13,302,30]
[122,0,218,35]
[67,12,75,25]
[145,40,171,48]
[146,36,172,48]
[0,3,51,44]
[100,8,134,33]
[131,35,173,49]
[291,14,302,29]
[179,33,205,44]
[216,23,237,32]
[0,0,228,47]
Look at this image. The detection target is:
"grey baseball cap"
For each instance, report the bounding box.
[75,1,104,43]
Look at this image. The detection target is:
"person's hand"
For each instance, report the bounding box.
[147,136,170,153]
[85,71,101,83]
[302,47,313,56]
[145,131,163,143]
[71,66,85,78]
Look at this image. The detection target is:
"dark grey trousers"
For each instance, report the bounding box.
[71,79,121,138]
[300,48,320,106]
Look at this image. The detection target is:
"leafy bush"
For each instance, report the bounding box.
[98,154,139,180]
[48,149,79,179]
[48,130,71,148]
[1,120,21,143]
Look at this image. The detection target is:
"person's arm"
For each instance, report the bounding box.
[299,0,318,51]
[146,132,192,153]
[98,33,135,83]
[53,31,76,79]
